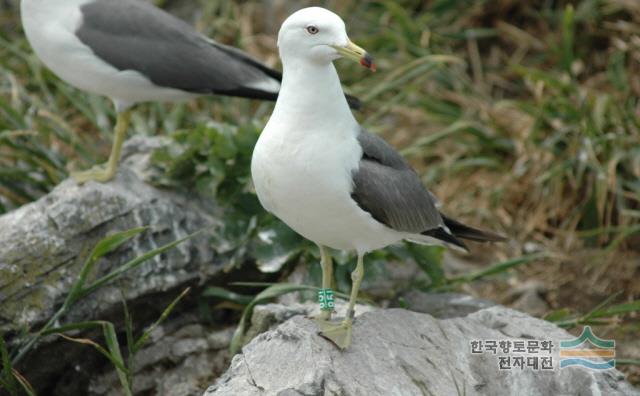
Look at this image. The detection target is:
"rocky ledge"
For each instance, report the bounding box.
[205,303,638,396]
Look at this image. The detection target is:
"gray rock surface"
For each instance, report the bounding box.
[399,291,496,318]
[240,302,375,350]
[204,304,639,396]
[90,318,234,396]
[0,136,218,334]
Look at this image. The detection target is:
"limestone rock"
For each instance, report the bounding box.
[398,291,496,318]
[204,304,639,396]
[89,320,234,396]
[240,302,375,350]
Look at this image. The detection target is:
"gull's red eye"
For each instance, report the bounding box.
[306,25,319,35]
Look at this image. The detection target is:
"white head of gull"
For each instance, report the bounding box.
[251,7,505,349]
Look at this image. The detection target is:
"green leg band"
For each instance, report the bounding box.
[318,288,335,312]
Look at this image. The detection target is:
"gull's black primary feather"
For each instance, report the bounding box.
[441,214,507,243]
[351,129,506,248]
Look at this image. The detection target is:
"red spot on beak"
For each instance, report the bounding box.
[360,54,376,72]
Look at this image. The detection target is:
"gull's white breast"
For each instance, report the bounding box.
[251,123,402,254]
[20,0,198,110]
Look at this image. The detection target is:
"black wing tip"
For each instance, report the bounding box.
[423,227,470,252]
[441,214,508,243]
[219,90,361,107]
[211,41,284,82]
[209,87,278,102]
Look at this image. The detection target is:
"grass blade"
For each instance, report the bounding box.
[448,254,544,285]
[91,228,149,260]
[57,332,128,375]
[102,323,131,396]
[588,300,640,319]
[80,229,203,298]
[67,227,149,304]
[1,336,18,396]
[122,298,135,390]
[201,286,254,306]
[543,308,572,323]
[133,287,191,352]
[582,291,624,322]
[41,321,110,336]
[11,369,36,396]
[561,4,575,74]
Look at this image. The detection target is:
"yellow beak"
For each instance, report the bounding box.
[331,40,376,71]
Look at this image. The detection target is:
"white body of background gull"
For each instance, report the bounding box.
[21,0,282,109]
[251,7,505,349]
[20,0,359,183]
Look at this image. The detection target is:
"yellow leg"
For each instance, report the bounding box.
[345,253,364,320]
[318,245,334,321]
[319,253,365,350]
[72,110,132,184]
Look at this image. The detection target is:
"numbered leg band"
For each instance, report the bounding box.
[318,288,335,311]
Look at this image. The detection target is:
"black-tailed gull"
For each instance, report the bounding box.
[251,7,506,349]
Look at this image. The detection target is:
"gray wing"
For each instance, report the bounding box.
[351,129,444,233]
[75,0,281,100]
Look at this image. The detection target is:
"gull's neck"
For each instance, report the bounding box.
[268,58,358,138]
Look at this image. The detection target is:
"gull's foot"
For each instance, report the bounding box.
[311,312,337,331]
[309,310,333,323]
[318,319,352,350]
[71,164,116,184]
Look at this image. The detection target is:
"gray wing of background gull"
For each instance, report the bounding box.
[351,129,506,250]
[75,0,362,108]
